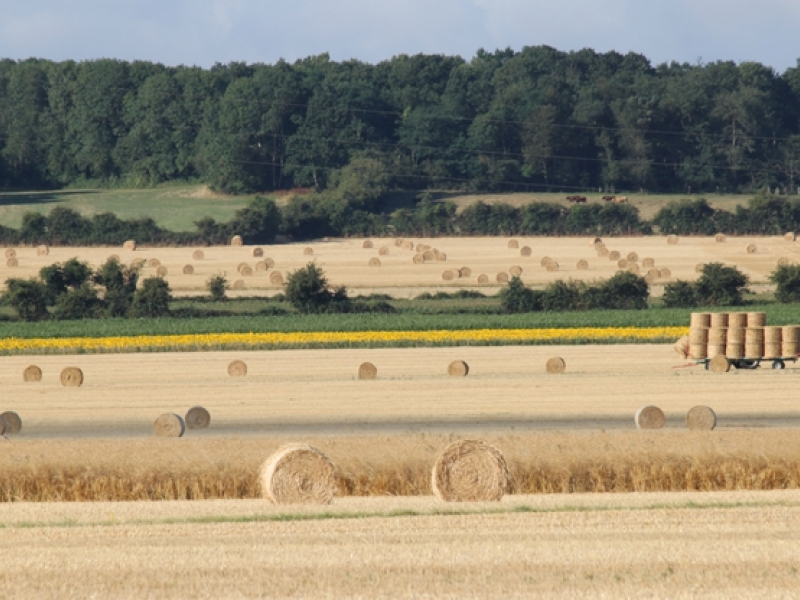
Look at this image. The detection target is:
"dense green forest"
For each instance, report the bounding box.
[2,47,800,196]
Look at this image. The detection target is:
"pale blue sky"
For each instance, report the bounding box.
[0,0,798,71]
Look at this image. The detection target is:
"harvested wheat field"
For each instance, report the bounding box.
[0,234,794,297]
[2,344,800,438]
[2,490,800,597]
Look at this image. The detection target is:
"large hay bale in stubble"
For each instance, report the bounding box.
[303,247,314,256]
[255,261,268,272]
[362,240,374,249]
[131,258,146,269]
[591,237,602,247]
[192,250,204,260]
[182,264,194,275]
[435,252,448,263]
[23,365,42,382]
[412,254,425,264]
[520,246,532,257]
[596,247,610,258]
[496,272,509,283]
[1,411,21,435]
[358,362,377,380]
[459,266,473,277]
[617,259,628,269]
[715,233,726,243]
[659,268,671,279]
[577,260,589,270]
[667,235,679,245]
[626,252,638,262]
[710,313,728,328]
[540,257,552,267]
[448,360,469,377]
[746,243,757,254]
[431,439,509,502]
[230,235,243,246]
[264,257,275,269]
[608,251,621,261]
[156,266,168,277]
[394,238,404,248]
[627,263,640,275]
[232,279,246,290]
[36,245,49,256]
[260,444,336,505]
[642,257,655,268]
[635,405,666,429]
[686,406,717,430]
[508,266,521,277]
[60,367,83,387]
[185,406,211,429]
[401,241,414,251]
[545,262,559,272]
[148,258,161,268]
[545,357,566,374]
[709,355,731,373]
[476,274,489,284]
[442,270,456,281]
[6,258,18,268]
[236,262,248,273]
[785,232,796,242]
[228,360,247,377]
[368,257,382,267]
[4,248,16,259]
[507,239,519,249]
[240,265,253,276]
[123,240,136,251]
[269,272,284,286]
[423,250,435,262]
[252,247,264,257]
[378,246,389,256]
[153,413,185,438]
[690,313,712,328]
[108,254,121,263]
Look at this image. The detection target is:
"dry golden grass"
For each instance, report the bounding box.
[4,429,800,501]
[0,234,794,297]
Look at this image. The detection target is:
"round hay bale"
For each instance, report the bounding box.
[269,272,284,286]
[362,240,374,249]
[626,252,638,262]
[708,343,726,359]
[746,243,757,254]
[1,411,21,435]
[264,258,275,269]
[252,247,264,258]
[689,327,709,343]
[412,254,425,264]
[182,264,194,275]
[185,406,210,430]
[507,239,519,249]
[574,259,588,270]
[423,250,435,262]
[496,272,509,283]
[6,258,18,268]
[667,235,679,245]
[156,266,168,277]
[545,357,566,374]
[232,279,245,290]
[644,272,656,284]
[417,244,430,252]
[459,267,473,278]
[710,313,728,328]
[786,232,796,242]
[691,313,712,328]
[153,413,185,438]
[394,238,404,247]
[596,247,610,258]
[368,257,381,267]
[591,237,602,247]
[747,312,766,328]
[708,327,727,344]
[303,247,314,256]
[642,258,655,268]
[728,313,747,329]
[686,406,717,430]
[778,257,790,268]
[228,360,247,377]
[123,240,136,251]
[673,335,689,358]
[260,444,336,505]
[508,265,522,277]
[402,241,414,251]
[764,342,782,359]
[23,365,42,382]
[148,258,161,268]
[255,260,269,272]
[608,251,621,261]
[448,360,469,377]
[378,246,390,256]
[715,233,726,243]
[709,355,731,373]
[36,245,49,256]
[431,439,509,502]
[476,274,489,284]
[783,325,800,342]
[540,256,552,267]
[231,235,243,246]
[520,246,532,257]
[635,405,666,430]
[545,262,559,272]
[659,268,672,279]
[689,344,708,359]
[726,342,745,358]
[617,259,628,269]
[236,262,248,273]
[192,250,204,260]
[627,263,640,275]
[240,265,253,277]
[131,258,146,269]
[4,248,16,259]
[442,270,456,281]
[358,362,377,380]
[108,254,121,262]
[727,327,746,343]
[60,367,83,387]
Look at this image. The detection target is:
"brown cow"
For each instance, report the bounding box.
[613,196,628,203]
[602,195,615,202]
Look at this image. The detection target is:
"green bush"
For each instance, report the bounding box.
[593,272,649,310]
[695,262,748,306]
[542,280,585,311]
[2,279,49,321]
[52,284,102,320]
[206,274,228,302]
[285,262,352,313]
[499,276,542,313]
[769,264,800,303]
[663,280,699,308]
[130,277,172,318]
[93,258,139,317]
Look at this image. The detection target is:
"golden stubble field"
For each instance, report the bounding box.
[1,234,795,296]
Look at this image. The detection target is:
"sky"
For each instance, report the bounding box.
[0,0,798,72]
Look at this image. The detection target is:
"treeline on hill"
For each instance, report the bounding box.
[2,48,800,196]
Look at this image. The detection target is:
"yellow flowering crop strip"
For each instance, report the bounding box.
[0,327,688,354]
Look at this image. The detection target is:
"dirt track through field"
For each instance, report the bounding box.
[3,344,800,439]
[0,234,795,297]
[3,490,800,597]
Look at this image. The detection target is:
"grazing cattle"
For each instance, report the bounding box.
[566,196,587,203]
[613,196,628,203]
[602,195,615,201]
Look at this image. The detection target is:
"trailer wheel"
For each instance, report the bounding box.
[772,360,786,370]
